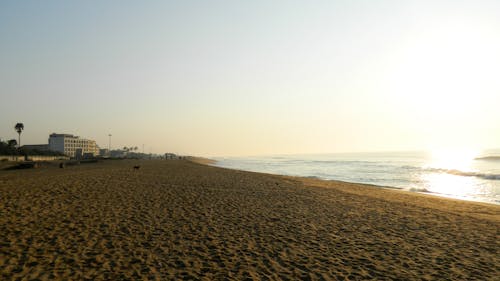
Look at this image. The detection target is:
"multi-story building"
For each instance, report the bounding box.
[48,133,100,158]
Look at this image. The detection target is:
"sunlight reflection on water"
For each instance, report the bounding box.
[216,151,500,204]
[420,173,483,200]
[421,149,491,201]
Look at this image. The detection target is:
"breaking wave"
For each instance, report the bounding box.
[215,152,500,204]
[409,187,430,193]
[427,168,500,180]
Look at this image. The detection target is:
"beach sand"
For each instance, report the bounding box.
[0,159,498,280]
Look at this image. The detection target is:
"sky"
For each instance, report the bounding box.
[1,0,499,157]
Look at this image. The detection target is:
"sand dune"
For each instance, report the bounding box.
[0,160,498,280]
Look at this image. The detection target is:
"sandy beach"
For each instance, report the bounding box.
[0,159,498,280]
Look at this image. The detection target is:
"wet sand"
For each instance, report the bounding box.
[0,159,498,280]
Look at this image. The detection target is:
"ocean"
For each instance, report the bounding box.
[214,151,500,205]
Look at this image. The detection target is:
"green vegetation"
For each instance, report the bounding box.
[0,140,18,155]
[1,122,64,157]
[0,140,20,155]
[0,140,65,156]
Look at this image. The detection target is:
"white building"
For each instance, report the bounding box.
[48,133,100,158]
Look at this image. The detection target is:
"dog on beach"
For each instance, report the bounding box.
[133,165,141,170]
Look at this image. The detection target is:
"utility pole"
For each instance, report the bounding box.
[108,134,112,151]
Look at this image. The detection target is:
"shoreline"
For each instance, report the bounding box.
[191,158,499,221]
[1,159,499,280]
[205,158,500,206]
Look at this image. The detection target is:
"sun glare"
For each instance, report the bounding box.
[385,17,498,131]
[420,148,484,200]
[428,148,479,171]
[421,173,479,200]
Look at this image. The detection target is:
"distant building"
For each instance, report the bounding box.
[110,149,126,158]
[83,152,95,159]
[48,133,99,158]
[165,153,177,159]
[99,149,110,157]
[21,144,49,151]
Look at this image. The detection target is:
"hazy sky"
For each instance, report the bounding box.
[1,1,499,156]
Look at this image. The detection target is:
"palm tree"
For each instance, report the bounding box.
[14,123,24,148]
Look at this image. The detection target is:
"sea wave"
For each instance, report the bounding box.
[308,160,376,165]
[475,156,500,161]
[427,168,500,180]
[216,153,500,204]
[409,187,430,193]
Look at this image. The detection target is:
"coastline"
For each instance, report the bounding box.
[209,157,500,206]
[200,158,500,220]
[1,159,499,280]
